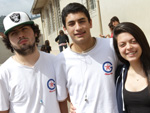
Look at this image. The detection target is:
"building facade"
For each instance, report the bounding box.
[31,0,150,55]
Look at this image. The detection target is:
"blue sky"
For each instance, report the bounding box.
[0,0,34,16]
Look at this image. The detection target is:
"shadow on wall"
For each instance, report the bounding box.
[0,37,14,64]
[37,34,44,50]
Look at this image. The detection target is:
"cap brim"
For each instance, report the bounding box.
[4,21,34,35]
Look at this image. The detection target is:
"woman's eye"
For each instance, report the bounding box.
[119,43,125,47]
[131,40,137,43]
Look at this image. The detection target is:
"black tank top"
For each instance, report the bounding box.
[124,86,150,113]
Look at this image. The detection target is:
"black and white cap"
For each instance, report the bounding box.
[3,11,34,35]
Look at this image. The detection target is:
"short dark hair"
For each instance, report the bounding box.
[62,2,91,28]
[113,22,150,76]
[3,24,40,53]
[108,22,114,31]
[110,16,120,23]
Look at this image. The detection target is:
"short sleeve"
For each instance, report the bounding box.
[54,56,68,101]
[0,69,9,111]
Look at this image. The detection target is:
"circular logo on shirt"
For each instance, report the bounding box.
[47,79,56,92]
[103,61,113,75]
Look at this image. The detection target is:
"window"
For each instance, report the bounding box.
[46,9,51,34]
[87,0,96,11]
[49,2,55,32]
[82,0,96,11]
[54,0,62,28]
[46,0,62,35]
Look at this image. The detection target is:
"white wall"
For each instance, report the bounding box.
[38,0,150,55]
[59,0,150,44]
[99,0,150,43]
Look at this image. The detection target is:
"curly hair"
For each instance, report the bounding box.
[3,24,40,53]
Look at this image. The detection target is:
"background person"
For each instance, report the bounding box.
[45,40,51,53]
[55,30,69,52]
[110,16,120,27]
[100,16,119,38]
[105,22,115,38]
[113,22,150,113]
[40,44,46,52]
[0,11,61,113]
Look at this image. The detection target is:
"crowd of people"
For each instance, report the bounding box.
[0,2,150,113]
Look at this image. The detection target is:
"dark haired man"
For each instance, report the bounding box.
[54,2,119,113]
[0,12,60,113]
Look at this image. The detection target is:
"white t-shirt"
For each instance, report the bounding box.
[54,38,119,113]
[0,51,60,113]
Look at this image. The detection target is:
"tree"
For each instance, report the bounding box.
[0,16,5,33]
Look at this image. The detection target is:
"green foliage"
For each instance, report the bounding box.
[0,16,5,33]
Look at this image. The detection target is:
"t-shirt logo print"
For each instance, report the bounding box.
[103,61,113,75]
[9,13,20,23]
[47,79,56,92]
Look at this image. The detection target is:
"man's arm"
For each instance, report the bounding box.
[0,110,9,113]
[59,98,68,113]
[0,74,9,113]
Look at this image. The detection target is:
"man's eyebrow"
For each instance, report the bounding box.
[11,25,27,32]
[67,17,86,24]
[78,18,86,21]
[67,20,74,24]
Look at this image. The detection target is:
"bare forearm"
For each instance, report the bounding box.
[0,110,9,113]
[59,99,68,113]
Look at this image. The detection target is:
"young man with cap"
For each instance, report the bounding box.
[54,2,119,113]
[0,12,61,113]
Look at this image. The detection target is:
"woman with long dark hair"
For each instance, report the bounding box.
[45,40,51,53]
[113,22,150,113]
